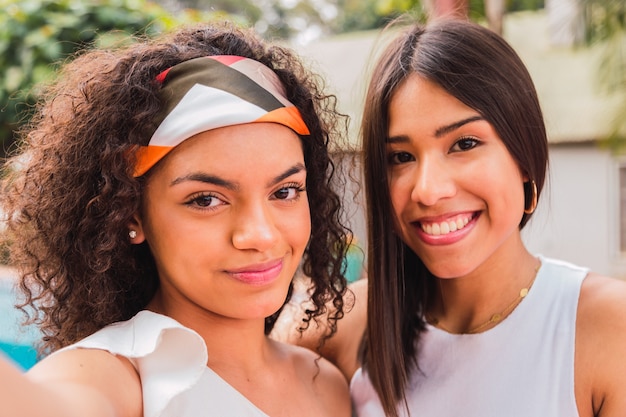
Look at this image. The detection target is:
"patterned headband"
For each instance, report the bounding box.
[132,55,310,177]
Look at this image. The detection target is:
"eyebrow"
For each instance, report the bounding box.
[386,115,485,143]
[171,173,238,190]
[270,163,306,186]
[434,116,484,138]
[170,162,306,190]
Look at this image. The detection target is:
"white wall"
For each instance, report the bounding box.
[523,144,626,278]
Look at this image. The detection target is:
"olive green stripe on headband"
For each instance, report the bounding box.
[154,56,286,123]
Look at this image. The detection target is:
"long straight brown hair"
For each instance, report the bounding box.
[361,19,548,416]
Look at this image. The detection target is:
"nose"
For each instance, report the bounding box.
[231,202,280,251]
[410,157,456,206]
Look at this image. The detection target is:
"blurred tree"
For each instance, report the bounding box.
[164,0,551,40]
[161,0,332,41]
[584,0,625,43]
[164,0,428,40]
[583,0,626,148]
[0,0,221,156]
[331,0,422,32]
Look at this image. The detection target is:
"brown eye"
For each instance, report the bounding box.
[271,184,304,201]
[389,151,414,164]
[274,188,294,200]
[195,195,217,207]
[452,137,480,152]
[185,193,225,210]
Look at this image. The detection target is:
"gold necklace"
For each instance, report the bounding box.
[428,262,541,334]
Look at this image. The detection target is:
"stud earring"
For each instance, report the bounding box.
[129,230,137,239]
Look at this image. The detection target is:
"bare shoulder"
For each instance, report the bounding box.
[271,278,368,381]
[283,342,351,417]
[28,347,142,417]
[578,273,626,328]
[577,273,626,417]
[323,278,368,380]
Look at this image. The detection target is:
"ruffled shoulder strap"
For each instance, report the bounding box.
[57,310,208,417]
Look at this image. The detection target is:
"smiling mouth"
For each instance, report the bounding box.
[419,213,476,236]
[227,259,284,285]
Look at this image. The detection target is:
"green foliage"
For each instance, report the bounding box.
[582,0,626,149]
[174,0,427,37]
[175,0,262,26]
[583,0,625,43]
[332,0,424,32]
[165,0,324,41]
[508,0,544,13]
[0,0,219,155]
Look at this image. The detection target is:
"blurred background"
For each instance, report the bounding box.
[0,0,624,368]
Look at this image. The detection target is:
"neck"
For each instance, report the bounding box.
[204,322,275,375]
[427,245,540,334]
[147,293,277,373]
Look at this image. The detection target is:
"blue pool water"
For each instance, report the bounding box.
[0,274,40,370]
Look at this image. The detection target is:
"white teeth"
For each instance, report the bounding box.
[421,215,471,236]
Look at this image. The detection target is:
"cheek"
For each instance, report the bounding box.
[284,201,312,251]
[388,175,411,218]
[300,210,312,248]
[491,161,526,205]
[386,177,409,236]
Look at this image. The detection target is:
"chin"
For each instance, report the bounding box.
[251,289,292,319]
[422,259,476,279]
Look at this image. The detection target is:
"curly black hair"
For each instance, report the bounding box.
[1,20,350,354]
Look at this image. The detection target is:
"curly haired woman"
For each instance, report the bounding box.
[0,21,351,417]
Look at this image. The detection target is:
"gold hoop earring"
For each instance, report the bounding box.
[524,180,538,214]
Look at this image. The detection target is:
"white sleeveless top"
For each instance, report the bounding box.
[351,256,587,417]
[56,310,269,417]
